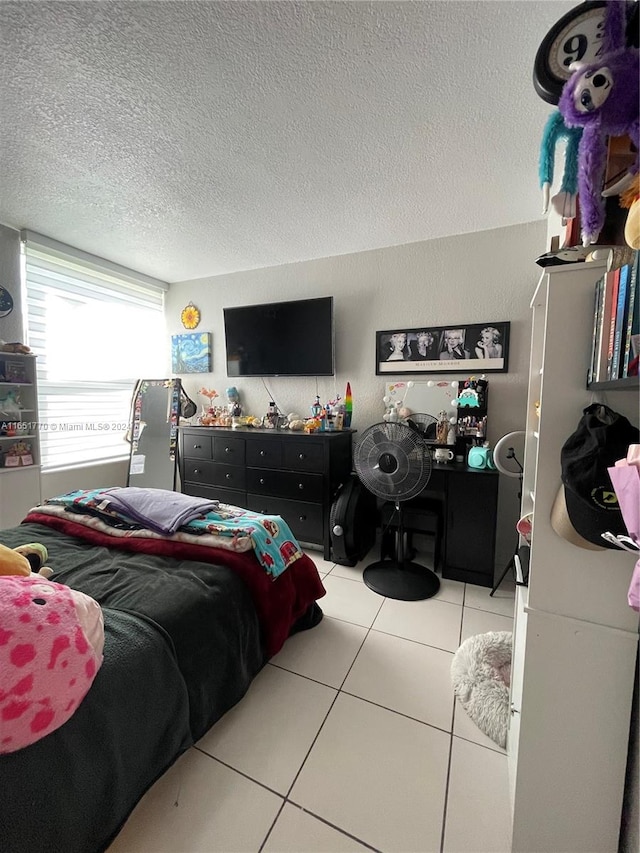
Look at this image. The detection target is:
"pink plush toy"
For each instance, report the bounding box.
[0,576,104,754]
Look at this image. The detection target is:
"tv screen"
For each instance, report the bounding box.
[224,296,334,377]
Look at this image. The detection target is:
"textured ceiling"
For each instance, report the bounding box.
[0,0,575,283]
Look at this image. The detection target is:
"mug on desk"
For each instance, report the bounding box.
[434,448,454,463]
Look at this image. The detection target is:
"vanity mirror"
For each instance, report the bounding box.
[384,380,458,428]
[383,378,489,447]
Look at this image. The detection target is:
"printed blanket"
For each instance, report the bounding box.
[40,489,304,579]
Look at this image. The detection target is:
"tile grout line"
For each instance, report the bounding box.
[258,800,287,853]
[192,747,285,800]
[280,594,386,800]
[280,801,383,853]
[439,581,468,852]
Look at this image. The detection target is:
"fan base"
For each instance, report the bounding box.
[363,560,440,601]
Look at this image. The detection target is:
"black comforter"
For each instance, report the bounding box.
[0,521,268,853]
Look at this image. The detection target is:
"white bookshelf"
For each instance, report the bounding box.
[508,262,639,852]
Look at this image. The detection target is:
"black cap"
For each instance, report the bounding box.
[551,404,639,550]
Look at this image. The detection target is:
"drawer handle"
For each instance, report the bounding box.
[298,453,305,460]
[194,468,200,475]
[260,450,266,457]
[298,483,304,490]
[193,444,202,450]
[225,473,232,480]
[299,515,306,521]
[260,478,265,485]
[225,447,231,453]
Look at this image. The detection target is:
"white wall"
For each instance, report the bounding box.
[166,219,548,571]
[40,460,128,501]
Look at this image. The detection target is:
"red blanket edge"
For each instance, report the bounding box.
[23,511,326,658]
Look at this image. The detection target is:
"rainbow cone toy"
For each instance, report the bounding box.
[344,382,353,427]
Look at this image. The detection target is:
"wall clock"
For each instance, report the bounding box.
[180,302,200,330]
[0,286,14,318]
[533,1,608,104]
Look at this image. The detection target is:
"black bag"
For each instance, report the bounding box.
[329,475,378,566]
[179,385,197,419]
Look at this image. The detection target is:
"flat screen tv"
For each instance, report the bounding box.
[224,296,334,377]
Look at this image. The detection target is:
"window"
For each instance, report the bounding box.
[21,232,168,470]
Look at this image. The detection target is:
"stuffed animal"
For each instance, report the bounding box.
[0,574,104,753]
[0,341,31,354]
[0,542,53,578]
[558,0,639,246]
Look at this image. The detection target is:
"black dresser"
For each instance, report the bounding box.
[179,426,354,560]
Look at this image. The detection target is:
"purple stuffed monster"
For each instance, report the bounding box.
[558,0,639,246]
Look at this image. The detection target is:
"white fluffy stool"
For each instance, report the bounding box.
[451,631,512,749]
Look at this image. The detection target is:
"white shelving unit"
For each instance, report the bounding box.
[0,353,41,527]
[508,262,640,852]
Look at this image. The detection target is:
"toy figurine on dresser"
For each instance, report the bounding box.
[226,386,242,417]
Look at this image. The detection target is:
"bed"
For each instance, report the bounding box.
[0,496,325,853]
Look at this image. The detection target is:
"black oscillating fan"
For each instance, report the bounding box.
[354,420,440,601]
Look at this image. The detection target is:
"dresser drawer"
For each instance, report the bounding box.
[283,441,324,472]
[182,433,212,459]
[246,495,323,544]
[209,462,246,491]
[246,440,283,469]
[183,459,247,491]
[212,435,245,464]
[183,459,216,483]
[246,468,322,502]
[183,482,247,508]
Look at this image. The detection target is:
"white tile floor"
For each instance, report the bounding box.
[109,544,515,853]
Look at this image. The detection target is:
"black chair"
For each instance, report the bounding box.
[380,497,442,567]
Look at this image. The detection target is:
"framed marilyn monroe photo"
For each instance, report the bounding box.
[376,322,510,375]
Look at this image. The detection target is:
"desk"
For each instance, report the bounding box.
[398,461,499,588]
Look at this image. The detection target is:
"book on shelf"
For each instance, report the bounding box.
[593,269,615,382]
[611,263,631,380]
[587,277,603,386]
[622,251,639,378]
[605,267,620,380]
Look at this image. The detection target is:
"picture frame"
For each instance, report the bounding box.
[376,322,510,375]
[171,332,213,374]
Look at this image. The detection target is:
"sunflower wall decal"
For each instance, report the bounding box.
[180,303,201,330]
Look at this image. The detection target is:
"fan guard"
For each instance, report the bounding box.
[354,421,432,502]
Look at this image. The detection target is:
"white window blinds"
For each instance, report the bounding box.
[21,232,168,470]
